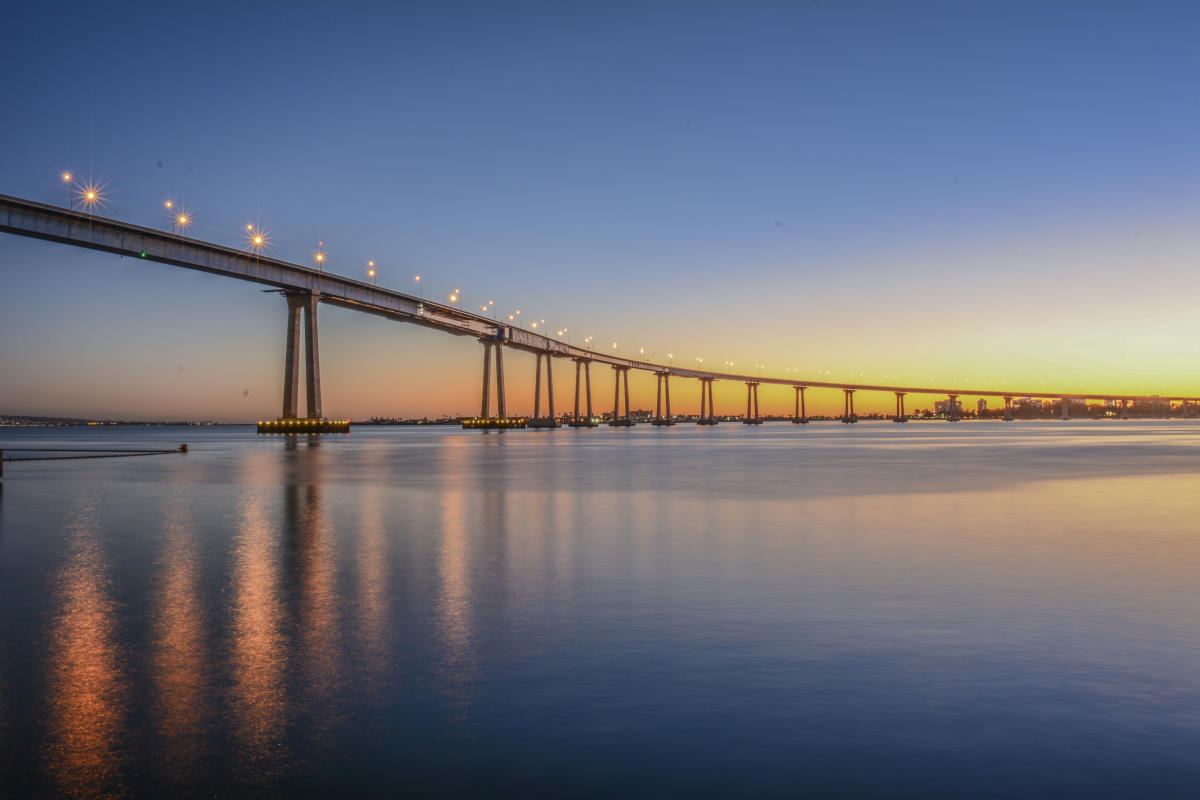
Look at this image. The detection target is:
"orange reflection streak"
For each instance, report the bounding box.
[355,485,390,690]
[45,496,126,797]
[229,490,287,768]
[152,499,207,773]
[436,485,477,715]
[293,483,342,741]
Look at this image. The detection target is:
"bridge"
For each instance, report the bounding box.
[3,192,1196,429]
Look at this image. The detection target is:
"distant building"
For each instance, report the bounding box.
[977,398,988,413]
[934,399,962,416]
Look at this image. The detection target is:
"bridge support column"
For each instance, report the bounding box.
[481,341,493,418]
[947,394,959,422]
[586,361,593,421]
[496,342,507,419]
[570,358,597,427]
[842,388,857,423]
[698,378,718,425]
[529,353,560,428]
[743,381,762,424]
[1003,396,1014,421]
[894,392,906,422]
[280,292,321,419]
[1121,398,1130,420]
[609,366,634,426]
[282,295,304,419]
[653,372,675,425]
[303,294,322,419]
[261,292,343,434]
[534,353,542,418]
[792,385,808,424]
[1061,397,1070,421]
[464,337,525,428]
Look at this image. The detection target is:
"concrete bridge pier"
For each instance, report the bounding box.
[653,371,674,426]
[842,388,857,423]
[1003,396,1014,421]
[1061,397,1071,421]
[743,381,762,424]
[529,353,560,428]
[260,292,346,433]
[609,366,634,426]
[894,391,907,422]
[480,341,493,418]
[280,293,322,419]
[947,394,960,422]
[1121,398,1130,420]
[792,385,808,424]
[698,378,718,425]
[570,358,597,427]
[464,337,524,429]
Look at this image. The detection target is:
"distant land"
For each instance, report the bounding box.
[0,415,219,427]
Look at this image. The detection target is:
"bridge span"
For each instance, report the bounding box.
[2,192,1197,428]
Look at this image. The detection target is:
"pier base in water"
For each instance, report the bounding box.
[258,418,350,434]
[462,417,527,429]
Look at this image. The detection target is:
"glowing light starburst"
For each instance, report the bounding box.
[77,181,107,212]
[245,224,270,253]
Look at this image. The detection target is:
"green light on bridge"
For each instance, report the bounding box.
[139,251,147,258]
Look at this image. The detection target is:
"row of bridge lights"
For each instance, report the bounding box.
[51,170,884,386]
[56,171,675,365]
[52,171,741,377]
[49,172,1168,394]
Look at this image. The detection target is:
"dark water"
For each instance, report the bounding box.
[1,422,1199,797]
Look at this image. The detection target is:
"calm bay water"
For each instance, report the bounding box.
[1,421,1199,796]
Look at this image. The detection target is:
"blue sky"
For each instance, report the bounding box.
[2,1,1198,419]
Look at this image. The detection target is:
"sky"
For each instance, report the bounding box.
[2,0,1198,421]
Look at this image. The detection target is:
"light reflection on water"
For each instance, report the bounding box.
[1,421,1200,796]
[229,476,288,781]
[152,488,207,783]
[44,494,126,797]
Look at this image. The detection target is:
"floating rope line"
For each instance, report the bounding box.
[0,445,187,468]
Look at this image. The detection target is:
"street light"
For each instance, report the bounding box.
[367,260,377,285]
[245,225,267,254]
[584,335,594,351]
[414,275,422,298]
[78,183,102,216]
[61,172,73,208]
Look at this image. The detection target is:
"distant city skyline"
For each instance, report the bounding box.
[3,1,1198,421]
